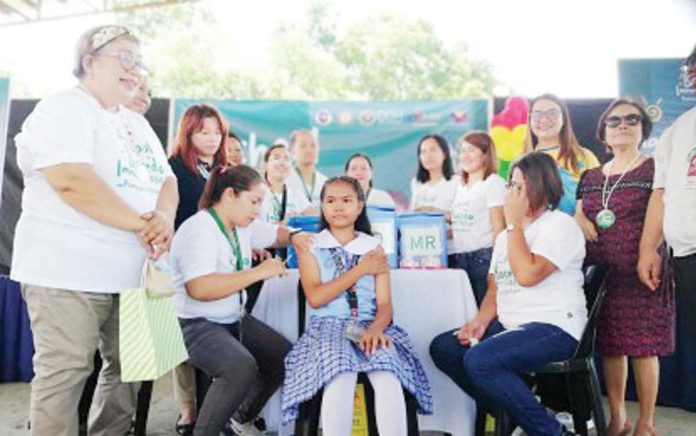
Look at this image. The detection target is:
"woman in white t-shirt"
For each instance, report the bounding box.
[410,134,457,211]
[430,152,587,436]
[170,165,311,436]
[261,143,317,225]
[344,153,396,208]
[11,25,177,435]
[447,132,506,306]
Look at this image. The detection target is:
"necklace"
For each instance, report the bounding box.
[596,153,641,229]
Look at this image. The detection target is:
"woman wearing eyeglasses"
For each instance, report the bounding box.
[11,25,177,435]
[524,93,600,216]
[430,152,587,436]
[576,100,673,436]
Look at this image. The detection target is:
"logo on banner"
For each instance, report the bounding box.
[408,111,443,124]
[339,111,354,125]
[315,109,332,126]
[451,111,469,123]
[645,99,663,123]
[359,110,376,126]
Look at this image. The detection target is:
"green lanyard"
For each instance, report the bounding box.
[208,208,243,271]
[294,166,315,203]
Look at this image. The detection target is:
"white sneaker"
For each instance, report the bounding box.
[228,418,265,436]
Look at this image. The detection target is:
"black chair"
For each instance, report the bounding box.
[495,264,612,436]
[293,281,420,436]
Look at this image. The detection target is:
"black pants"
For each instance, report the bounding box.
[180,315,292,436]
[675,253,696,351]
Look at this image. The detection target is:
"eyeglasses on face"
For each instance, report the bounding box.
[604,113,642,128]
[95,50,149,76]
[531,108,561,121]
[505,181,524,190]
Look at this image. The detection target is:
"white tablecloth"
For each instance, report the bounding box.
[251,269,478,436]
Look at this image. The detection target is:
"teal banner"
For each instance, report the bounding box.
[619,58,694,156]
[172,99,489,204]
[0,78,9,210]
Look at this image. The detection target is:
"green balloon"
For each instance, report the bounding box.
[498,159,511,180]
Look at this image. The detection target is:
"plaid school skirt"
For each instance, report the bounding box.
[281,316,433,423]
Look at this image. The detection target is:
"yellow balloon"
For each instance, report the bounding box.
[509,124,528,159]
[490,126,516,161]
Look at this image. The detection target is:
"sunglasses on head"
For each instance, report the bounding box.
[604,113,642,128]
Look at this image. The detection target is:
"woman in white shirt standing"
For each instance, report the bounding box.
[11,25,177,436]
[344,153,395,208]
[410,134,458,258]
[170,165,311,436]
[448,132,506,306]
[431,152,586,436]
[261,143,317,224]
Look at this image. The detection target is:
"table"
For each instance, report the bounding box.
[251,269,478,436]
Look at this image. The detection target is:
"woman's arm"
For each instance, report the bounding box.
[141,177,179,256]
[456,274,497,344]
[298,247,389,308]
[638,189,665,291]
[185,257,286,301]
[368,270,393,333]
[574,199,598,242]
[506,229,558,287]
[42,163,145,231]
[490,206,505,242]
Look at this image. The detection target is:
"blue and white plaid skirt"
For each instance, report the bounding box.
[281,317,433,423]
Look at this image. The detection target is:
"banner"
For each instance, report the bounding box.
[618,58,694,156]
[172,99,489,205]
[0,78,9,212]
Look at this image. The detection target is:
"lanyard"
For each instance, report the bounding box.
[208,208,243,271]
[601,154,641,210]
[270,184,288,222]
[328,248,360,318]
[197,160,212,180]
[294,166,315,203]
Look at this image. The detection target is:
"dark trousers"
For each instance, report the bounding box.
[180,315,292,436]
[448,247,492,307]
[430,321,577,436]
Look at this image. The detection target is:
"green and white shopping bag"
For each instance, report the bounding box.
[119,259,188,382]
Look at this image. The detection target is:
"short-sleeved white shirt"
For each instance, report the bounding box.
[490,210,587,340]
[451,174,506,253]
[260,184,312,223]
[653,106,696,257]
[171,211,279,324]
[366,188,395,208]
[11,86,174,293]
[411,176,459,252]
[285,168,328,210]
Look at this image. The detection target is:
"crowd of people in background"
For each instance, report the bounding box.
[7,23,696,436]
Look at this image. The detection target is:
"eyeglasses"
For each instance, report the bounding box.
[95,51,149,76]
[531,109,561,121]
[604,114,642,128]
[505,181,523,190]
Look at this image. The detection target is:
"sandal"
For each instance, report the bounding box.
[176,415,195,436]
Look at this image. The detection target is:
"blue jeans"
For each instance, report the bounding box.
[430,321,577,436]
[448,247,492,307]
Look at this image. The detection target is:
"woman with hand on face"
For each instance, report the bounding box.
[11,25,177,435]
[524,93,600,216]
[170,165,312,436]
[430,153,587,436]
[345,153,395,208]
[577,100,673,436]
[169,104,228,229]
[448,132,506,306]
[261,143,317,225]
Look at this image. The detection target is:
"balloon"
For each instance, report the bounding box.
[510,124,528,157]
[506,96,529,115]
[498,159,511,180]
[497,110,518,129]
[491,113,506,127]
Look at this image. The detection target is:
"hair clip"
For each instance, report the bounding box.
[91,26,130,51]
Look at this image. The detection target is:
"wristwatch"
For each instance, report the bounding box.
[506,223,521,233]
[288,229,302,242]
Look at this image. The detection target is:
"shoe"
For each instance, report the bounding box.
[228,418,265,436]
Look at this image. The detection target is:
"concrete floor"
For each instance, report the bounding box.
[2,373,696,435]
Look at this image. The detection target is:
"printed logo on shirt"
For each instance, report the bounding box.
[116,141,167,193]
[493,253,519,295]
[451,199,474,231]
[686,147,696,190]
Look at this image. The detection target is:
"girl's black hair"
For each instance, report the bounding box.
[198,164,263,210]
[344,153,374,187]
[318,176,372,235]
[416,134,454,183]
